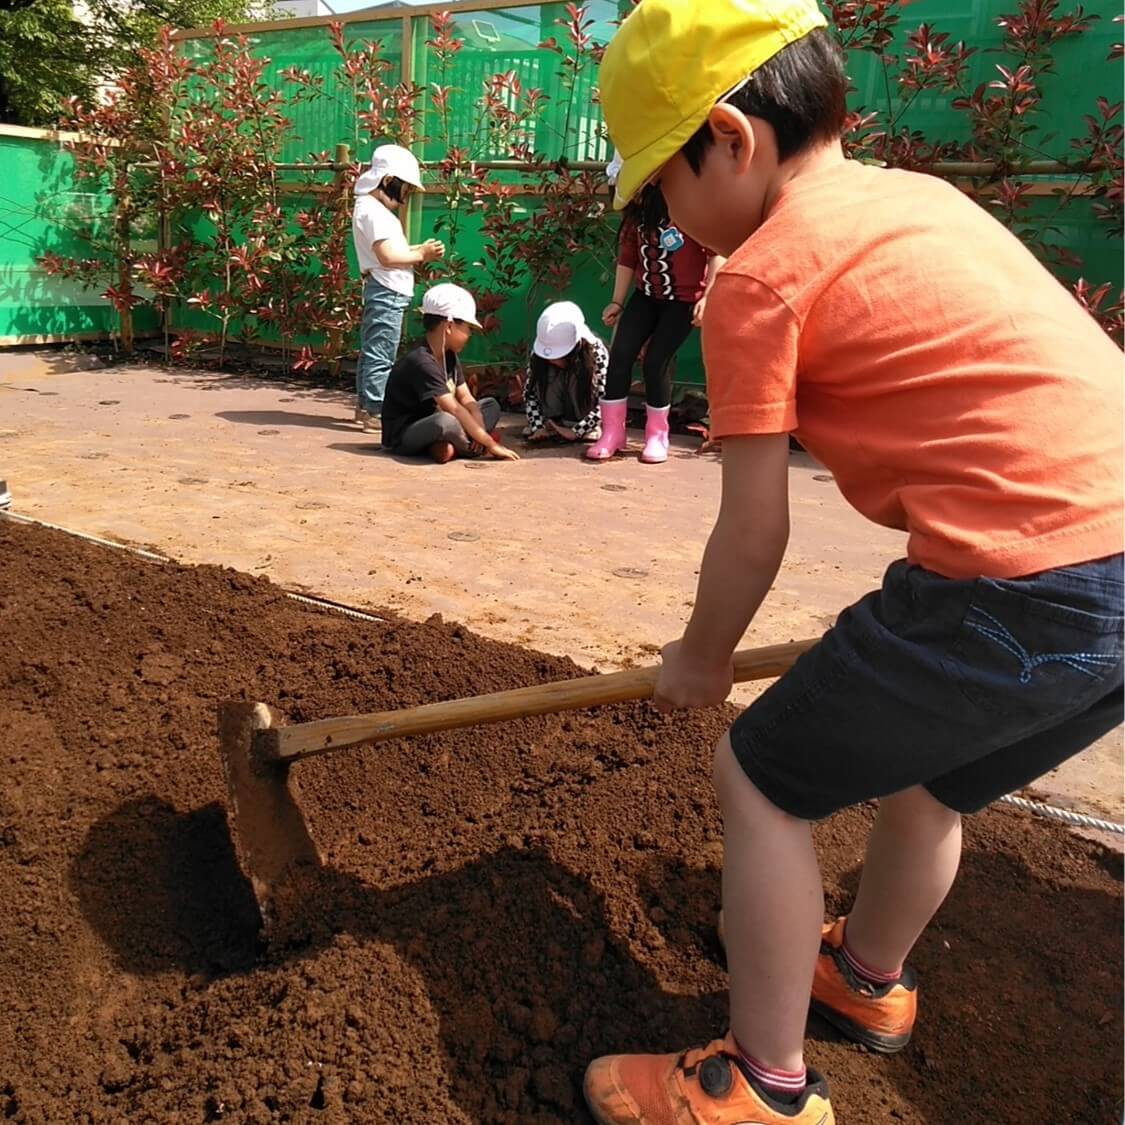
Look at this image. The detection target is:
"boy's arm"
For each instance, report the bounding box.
[454,382,485,427]
[604,264,634,327]
[373,232,444,268]
[654,432,791,710]
[693,255,728,327]
[434,392,518,461]
[704,255,728,291]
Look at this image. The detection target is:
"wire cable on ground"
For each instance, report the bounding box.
[997,794,1123,836]
[3,509,1122,838]
[0,510,384,622]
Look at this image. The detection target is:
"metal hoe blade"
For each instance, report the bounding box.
[219,701,323,935]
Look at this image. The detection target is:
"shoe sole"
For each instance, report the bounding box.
[583,1095,612,1125]
[810,999,912,1054]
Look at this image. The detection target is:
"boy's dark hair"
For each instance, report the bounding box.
[681,29,848,170]
[528,339,599,420]
[381,175,409,203]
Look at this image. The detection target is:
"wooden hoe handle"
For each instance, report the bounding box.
[258,639,816,765]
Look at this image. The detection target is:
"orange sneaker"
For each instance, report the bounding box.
[810,917,917,1054]
[583,1033,834,1125]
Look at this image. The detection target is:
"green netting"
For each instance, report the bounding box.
[0,134,157,342]
[166,0,1121,386]
[177,20,404,164]
[176,1,1122,168]
[413,1,619,166]
[3,1,1119,366]
[846,2,1122,154]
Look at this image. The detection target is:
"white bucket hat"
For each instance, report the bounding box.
[354,144,426,197]
[422,283,482,328]
[533,301,596,360]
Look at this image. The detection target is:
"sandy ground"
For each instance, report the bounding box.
[1,350,1120,840]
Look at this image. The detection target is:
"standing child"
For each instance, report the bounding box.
[523,302,609,447]
[584,3,1124,1124]
[352,144,445,433]
[381,283,520,465]
[588,180,724,464]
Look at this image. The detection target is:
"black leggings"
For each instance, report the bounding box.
[605,291,696,407]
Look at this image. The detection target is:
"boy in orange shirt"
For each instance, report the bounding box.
[584,3,1124,1124]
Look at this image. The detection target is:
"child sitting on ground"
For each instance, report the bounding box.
[523,302,609,447]
[381,284,520,464]
[585,3,1123,1124]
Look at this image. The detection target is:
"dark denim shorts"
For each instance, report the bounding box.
[729,555,1124,818]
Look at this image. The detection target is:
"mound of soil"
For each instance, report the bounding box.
[0,518,1120,1123]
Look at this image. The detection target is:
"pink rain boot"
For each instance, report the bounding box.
[586,398,628,460]
[639,403,670,464]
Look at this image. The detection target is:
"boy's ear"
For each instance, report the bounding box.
[704,104,757,175]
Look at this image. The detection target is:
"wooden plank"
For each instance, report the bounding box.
[401,12,414,87]
[0,331,111,346]
[0,123,117,145]
[172,0,547,41]
[0,331,159,347]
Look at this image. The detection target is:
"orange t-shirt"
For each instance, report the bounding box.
[704,158,1124,579]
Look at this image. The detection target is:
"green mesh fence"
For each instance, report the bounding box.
[177,20,405,164]
[0,132,158,343]
[2,1,1118,371]
[163,0,1121,386]
[412,2,619,165]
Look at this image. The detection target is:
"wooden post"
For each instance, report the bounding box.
[327,142,351,375]
[401,12,422,243]
[115,180,135,355]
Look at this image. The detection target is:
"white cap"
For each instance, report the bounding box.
[605,150,624,186]
[354,144,425,197]
[533,301,596,360]
[422,283,482,328]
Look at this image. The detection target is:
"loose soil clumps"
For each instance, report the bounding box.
[1,519,1121,1122]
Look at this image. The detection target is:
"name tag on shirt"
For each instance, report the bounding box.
[659,226,685,253]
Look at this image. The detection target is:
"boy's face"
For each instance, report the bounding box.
[654,105,776,257]
[446,319,473,354]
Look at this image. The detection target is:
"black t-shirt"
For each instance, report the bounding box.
[381,344,465,447]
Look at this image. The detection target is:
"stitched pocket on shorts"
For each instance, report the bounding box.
[944,578,1123,720]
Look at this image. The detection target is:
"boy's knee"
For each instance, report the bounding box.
[880,785,961,828]
[432,412,468,448]
[712,733,791,824]
[428,440,456,464]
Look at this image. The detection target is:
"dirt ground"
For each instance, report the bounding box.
[1,518,1121,1124]
[1,354,1120,835]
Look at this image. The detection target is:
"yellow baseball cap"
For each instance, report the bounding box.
[600,0,828,209]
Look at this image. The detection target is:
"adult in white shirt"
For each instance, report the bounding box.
[351,144,445,433]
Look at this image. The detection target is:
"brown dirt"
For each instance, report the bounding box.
[1,518,1121,1124]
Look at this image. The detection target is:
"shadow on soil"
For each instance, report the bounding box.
[71,799,1125,1124]
[214,409,358,433]
[162,369,356,405]
[70,798,262,977]
[824,845,1123,1124]
[72,798,725,1122]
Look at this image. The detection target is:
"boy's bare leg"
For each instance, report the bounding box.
[844,786,962,973]
[715,734,822,1072]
